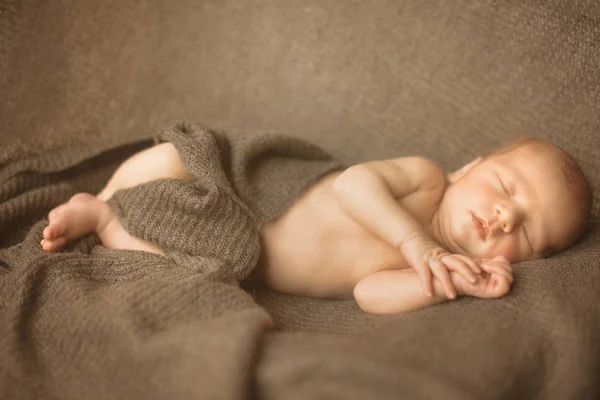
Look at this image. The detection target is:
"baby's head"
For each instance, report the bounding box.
[437,138,592,262]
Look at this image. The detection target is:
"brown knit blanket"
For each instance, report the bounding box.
[1,121,599,400]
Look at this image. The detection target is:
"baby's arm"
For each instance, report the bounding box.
[354,256,513,314]
[332,157,480,298]
[354,269,454,314]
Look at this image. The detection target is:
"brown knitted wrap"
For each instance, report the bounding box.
[107,120,342,280]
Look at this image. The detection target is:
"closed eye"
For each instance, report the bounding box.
[496,172,511,196]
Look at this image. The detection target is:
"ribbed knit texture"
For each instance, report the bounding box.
[0,120,342,399]
[107,120,342,280]
[2,1,600,399]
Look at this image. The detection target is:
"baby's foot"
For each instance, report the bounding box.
[41,193,108,252]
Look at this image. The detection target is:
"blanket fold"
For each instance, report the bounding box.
[0,120,343,399]
[108,120,343,280]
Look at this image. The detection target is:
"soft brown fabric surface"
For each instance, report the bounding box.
[0,120,343,399]
[1,120,599,400]
[2,1,600,399]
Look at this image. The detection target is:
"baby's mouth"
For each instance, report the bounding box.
[470,212,488,240]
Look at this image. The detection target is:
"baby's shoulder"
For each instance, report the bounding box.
[386,156,446,191]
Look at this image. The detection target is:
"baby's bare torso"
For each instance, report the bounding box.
[253,170,438,299]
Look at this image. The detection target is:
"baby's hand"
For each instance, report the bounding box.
[400,233,482,299]
[453,256,513,299]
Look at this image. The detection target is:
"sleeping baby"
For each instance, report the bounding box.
[40,137,592,315]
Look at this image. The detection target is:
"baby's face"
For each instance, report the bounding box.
[438,146,582,262]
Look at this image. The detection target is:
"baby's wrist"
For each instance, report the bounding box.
[449,272,466,296]
[397,229,429,250]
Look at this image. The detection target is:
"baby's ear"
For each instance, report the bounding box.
[447,156,483,183]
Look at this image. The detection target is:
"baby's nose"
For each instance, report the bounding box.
[490,220,507,234]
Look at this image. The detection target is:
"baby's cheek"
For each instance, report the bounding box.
[497,241,520,262]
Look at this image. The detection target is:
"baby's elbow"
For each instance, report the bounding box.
[353,280,396,315]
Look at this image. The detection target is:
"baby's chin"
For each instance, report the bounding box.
[447,234,489,260]
[445,225,476,257]
[446,241,467,256]
[457,242,519,263]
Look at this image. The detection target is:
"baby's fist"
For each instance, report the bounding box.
[454,256,514,299]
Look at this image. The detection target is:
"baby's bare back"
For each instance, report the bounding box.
[255,171,423,299]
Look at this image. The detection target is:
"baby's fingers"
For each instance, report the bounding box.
[480,262,513,283]
[430,258,456,299]
[491,255,510,263]
[489,275,512,297]
[441,256,477,284]
[415,262,434,297]
[453,254,482,275]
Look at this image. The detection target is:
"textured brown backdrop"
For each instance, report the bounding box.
[2,2,600,399]
[1,0,598,216]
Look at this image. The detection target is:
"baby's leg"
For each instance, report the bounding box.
[41,193,163,254]
[97,142,194,201]
[42,142,193,253]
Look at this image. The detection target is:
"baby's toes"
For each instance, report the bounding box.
[42,237,66,252]
[43,222,66,240]
[42,225,53,240]
[41,238,53,252]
